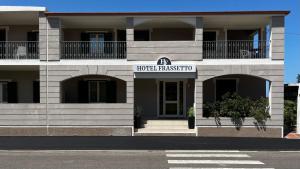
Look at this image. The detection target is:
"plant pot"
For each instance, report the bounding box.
[134,116,141,128]
[188,116,195,129]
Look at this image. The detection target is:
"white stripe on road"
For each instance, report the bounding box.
[166,150,240,153]
[166,153,250,158]
[168,160,264,165]
[279,151,300,153]
[170,167,274,169]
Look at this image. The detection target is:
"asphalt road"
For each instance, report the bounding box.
[0,136,299,150]
[0,150,299,169]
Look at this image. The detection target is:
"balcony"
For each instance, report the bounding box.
[203,40,269,59]
[61,41,126,59]
[0,42,39,59]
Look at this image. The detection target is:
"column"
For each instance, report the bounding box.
[195,17,203,60]
[194,79,203,126]
[39,15,61,61]
[271,16,285,60]
[39,12,47,61]
[269,80,284,134]
[126,17,134,42]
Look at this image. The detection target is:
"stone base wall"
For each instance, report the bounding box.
[197,127,282,138]
[0,127,133,136]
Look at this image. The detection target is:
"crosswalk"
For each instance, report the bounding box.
[165,150,274,169]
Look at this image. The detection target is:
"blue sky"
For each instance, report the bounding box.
[0,0,299,83]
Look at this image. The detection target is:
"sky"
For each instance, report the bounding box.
[0,0,299,83]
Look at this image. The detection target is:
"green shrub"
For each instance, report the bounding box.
[284,100,297,131]
[203,92,269,128]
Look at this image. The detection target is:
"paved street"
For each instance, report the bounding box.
[0,137,299,169]
[0,136,300,150]
[0,150,300,169]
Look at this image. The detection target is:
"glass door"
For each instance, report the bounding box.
[164,82,178,116]
[158,80,185,117]
[89,33,105,57]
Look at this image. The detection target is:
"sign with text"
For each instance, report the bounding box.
[133,57,196,73]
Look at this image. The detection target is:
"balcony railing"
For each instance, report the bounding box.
[203,40,269,59]
[0,41,39,59]
[61,41,126,59]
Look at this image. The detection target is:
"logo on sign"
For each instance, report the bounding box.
[157,57,171,65]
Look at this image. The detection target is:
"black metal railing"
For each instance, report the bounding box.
[203,40,269,59]
[0,41,39,59]
[61,41,127,59]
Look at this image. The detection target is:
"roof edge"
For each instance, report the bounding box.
[0,6,46,12]
[45,11,290,16]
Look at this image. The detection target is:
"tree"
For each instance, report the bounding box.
[297,74,300,83]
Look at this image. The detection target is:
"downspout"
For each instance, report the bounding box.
[46,17,49,136]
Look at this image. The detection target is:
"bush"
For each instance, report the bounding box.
[284,100,297,132]
[204,92,269,128]
[187,107,194,118]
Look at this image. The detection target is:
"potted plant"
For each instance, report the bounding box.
[134,106,142,128]
[187,107,195,129]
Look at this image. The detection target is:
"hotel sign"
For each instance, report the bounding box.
[133,57,196,73]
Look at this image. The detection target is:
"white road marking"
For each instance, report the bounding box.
[166,153,250,158]
[168,160,264,165]
[166,150,240,153]
[279,151,300,153]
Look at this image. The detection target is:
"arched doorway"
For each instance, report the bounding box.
[61,75,126,103]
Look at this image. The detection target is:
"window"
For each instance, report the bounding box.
[203,31,217,41]
[86,80,117,103]
[215,79,237,101]
[33,81,40,103]
[134,30,150,41]
[0,82,8,103]
[88,80,107,103]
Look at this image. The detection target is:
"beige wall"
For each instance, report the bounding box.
[7,25,38,41]
[0,70,39,103]
[134,79,157,118]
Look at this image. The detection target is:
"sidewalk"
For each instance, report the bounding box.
[285,132,300,139]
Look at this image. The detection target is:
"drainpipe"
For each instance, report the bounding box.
[46,18,49,136]
[297,84,300,134]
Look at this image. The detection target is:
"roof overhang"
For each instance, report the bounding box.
[0,6,46,25]
[45,11,290,17]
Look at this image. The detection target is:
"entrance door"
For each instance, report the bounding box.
[158,81,185,117]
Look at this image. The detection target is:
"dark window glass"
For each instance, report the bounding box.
[134,30,149,41]
[203,32,216,41]
[159,81,163,115]
[165,82,177,101]
[88,80,115,103]
[179,81,183,115]
[165,103,177,115]
[33,81,40,103]
[216,79,237,101]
